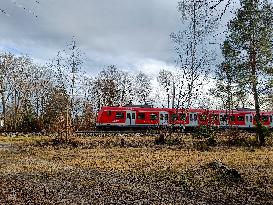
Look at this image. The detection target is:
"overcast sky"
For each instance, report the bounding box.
[0,0,189,76]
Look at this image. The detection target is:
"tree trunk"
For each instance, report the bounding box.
[1,90,5,129]
[251,50,265,146]
[167,93,170,108]
[172,82,175,109]
[14,90,17,130]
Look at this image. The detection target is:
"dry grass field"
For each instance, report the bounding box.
[1,132,273,204]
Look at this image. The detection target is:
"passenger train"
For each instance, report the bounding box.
[96,105,273,130]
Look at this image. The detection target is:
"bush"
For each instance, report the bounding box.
[17,113,41,132]
[260,125,272,139]
[192,126,217,148]
[193,125,215,139]
[193,139,210,151]
[165,137,181,146]
[154,133,165,145]
[207,136,217,146]
[224,128,257,147]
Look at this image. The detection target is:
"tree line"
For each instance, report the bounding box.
[0,46,154,132]
[1,0,273,146]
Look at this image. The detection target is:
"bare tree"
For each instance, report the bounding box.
[0,52,56,131]
[0,53,15,128]
[119,71,134,106]
[94,65,120,107]
[135,72,151,105]
[48,37,86,129]
[42,87,69,132]
[157,69,173,108]
[1,0,40,17]
[171,0,216,109]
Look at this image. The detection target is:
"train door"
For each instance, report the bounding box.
[245,114,253,128]
[126,111,136,126]
[220,113,228,128]
[189,112,198,127]
[159,111,169,126]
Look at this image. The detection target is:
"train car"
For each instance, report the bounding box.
[96,106,273,130]
[209,110,273,129]
[253,112,273,128]
[169,108,207,129]
[96,106,170,129]
[218,110,253,128]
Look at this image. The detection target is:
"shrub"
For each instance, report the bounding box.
[224,128,257,147]
[193,139,210,151]
[154,133,165,145]
[260,125,272,139]
[165,137,181,146]
[192,126,217,148]
[193,125,215,139]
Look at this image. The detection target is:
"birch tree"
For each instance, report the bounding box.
[171,0,216,108]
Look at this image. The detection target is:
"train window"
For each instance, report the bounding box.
[220,115,227,121]
[229,116,235,121]
[150,113,157,120]
[237,116,244,121]
[172,114,178,121]
[107,111,112,116]
[199,114,207,121]
[138,113,145,120]
[194,114,197,121]
[262,115,269,122]
[132,113,136,119]
[165,114,169,120]
[250,116,253,122]
[211,114,219,121]
[190,114,193,121]
[160,114,164,120]
[246,116,249,122]
[116,112,125,119]
[270,116,272,123]
[179,113,186,121]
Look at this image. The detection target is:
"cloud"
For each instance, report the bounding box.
[0,0,181,75]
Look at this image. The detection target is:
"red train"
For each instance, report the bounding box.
[96,106,273,130]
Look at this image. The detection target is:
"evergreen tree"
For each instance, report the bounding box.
[226,0,273,145]
[210,40,251,111]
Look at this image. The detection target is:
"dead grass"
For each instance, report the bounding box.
[1,134,273,176]
[1,134,273,204]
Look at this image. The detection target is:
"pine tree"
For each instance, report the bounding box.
[210,40,251,112]
[226,0,273,145]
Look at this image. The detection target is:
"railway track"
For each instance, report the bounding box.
[0,129,180,137]
[0,127,258,137]
[75,130,162,136]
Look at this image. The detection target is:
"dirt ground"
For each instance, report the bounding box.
[0,134,273,204]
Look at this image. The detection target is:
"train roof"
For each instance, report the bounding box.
[100,106,210,113]
[100,106,169,112]
[100,106,273,114]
